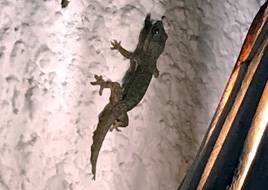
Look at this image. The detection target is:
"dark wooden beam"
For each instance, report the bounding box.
[179,1,268,189]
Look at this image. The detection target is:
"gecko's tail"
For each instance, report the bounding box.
[90,102,126,180]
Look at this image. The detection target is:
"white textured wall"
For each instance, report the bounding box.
[0,0,263,189]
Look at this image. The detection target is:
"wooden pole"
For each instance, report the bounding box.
[179,1,268,189]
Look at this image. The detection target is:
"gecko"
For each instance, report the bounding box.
[90,14,168,180]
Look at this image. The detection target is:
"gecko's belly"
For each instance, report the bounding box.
[122,70,153,111]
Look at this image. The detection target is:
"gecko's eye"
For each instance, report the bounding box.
[152,28,159,35]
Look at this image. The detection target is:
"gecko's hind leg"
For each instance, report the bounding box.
[91,74,128,132]
[91,75,123,106]
[110,112,129,132]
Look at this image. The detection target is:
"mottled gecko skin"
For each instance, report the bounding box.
[90,14,168,180]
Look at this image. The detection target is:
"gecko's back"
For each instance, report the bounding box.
[122,17,168,110]
[121,14,152,91]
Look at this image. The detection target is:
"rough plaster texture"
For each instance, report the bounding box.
[0,0,263,189]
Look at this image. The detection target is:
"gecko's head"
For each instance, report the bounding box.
[142,14,168,60]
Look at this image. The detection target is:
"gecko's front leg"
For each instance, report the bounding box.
[111,40,140,77]
[148,63,160,78]
[152,65,160,78]
[110,40,133,59]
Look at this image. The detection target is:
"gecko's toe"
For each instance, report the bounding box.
[115,127,121,132]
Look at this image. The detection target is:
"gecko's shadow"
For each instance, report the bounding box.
[158,0,228,184]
